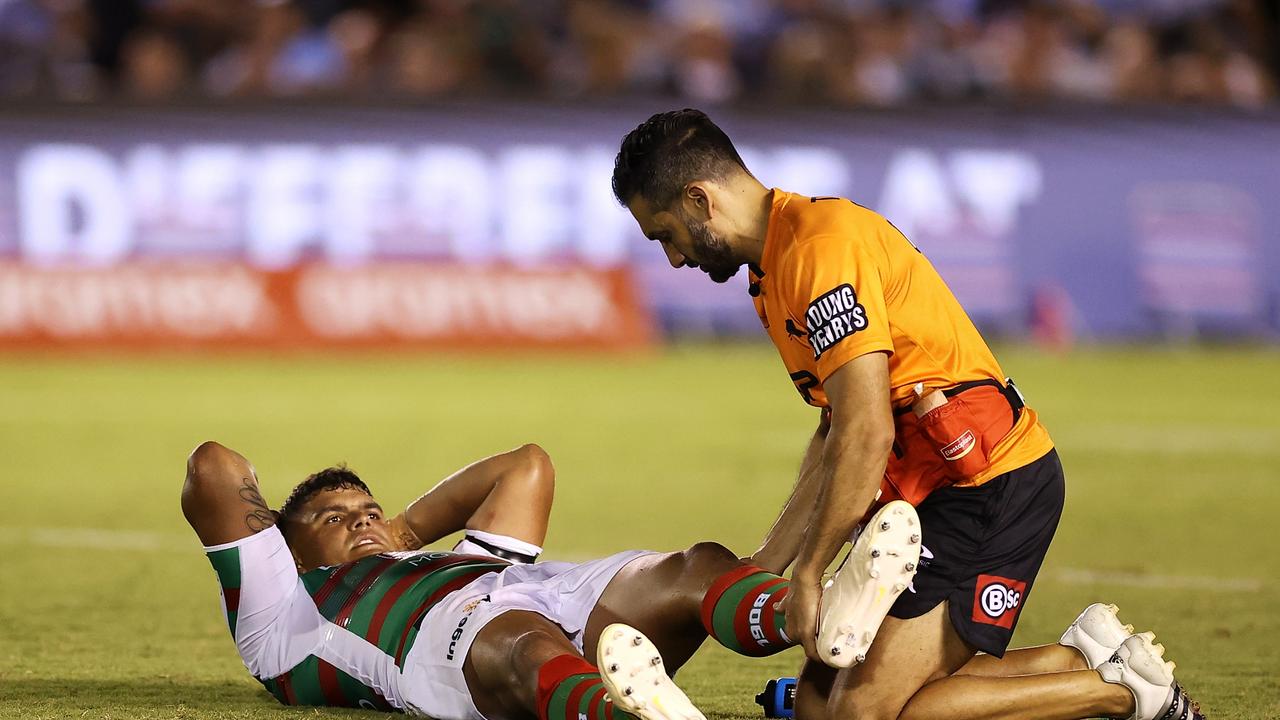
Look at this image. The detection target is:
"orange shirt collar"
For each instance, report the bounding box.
[756,188,793,280]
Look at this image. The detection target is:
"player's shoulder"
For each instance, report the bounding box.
[778,191,888,244]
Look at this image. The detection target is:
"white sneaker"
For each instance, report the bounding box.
[816,500,922,668]
[1061,602,1135,668]
[597,623,706,720]
[1098,633,1205,720]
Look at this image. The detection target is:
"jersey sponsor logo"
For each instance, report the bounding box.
[972,574,1026,629]
[446,594,490,660]
[749,591,771,646]
[446,615,469,661]
[940,430,977,461]
[805,284,868,358]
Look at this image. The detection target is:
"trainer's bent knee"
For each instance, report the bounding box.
[827,693,900,720]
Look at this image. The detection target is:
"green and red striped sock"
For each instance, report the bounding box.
[699,565,792,656]
[536,655,636,720]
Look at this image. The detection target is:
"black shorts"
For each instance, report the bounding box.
[888,449,1065,657]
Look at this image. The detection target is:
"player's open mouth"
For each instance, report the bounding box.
[353,536,381,549]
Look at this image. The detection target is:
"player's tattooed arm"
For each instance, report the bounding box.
[238,477,278,532]
[182,441,275,546]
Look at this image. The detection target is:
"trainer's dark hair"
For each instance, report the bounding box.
[277,465,372,539]
[612,109,749,209]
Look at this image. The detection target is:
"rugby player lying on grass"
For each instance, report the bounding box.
[181,440,921,720]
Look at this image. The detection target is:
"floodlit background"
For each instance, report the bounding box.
[0,1,1278,719]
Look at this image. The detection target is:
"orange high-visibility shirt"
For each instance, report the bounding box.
[750,190,1054,492]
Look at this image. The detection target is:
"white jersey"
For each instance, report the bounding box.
[202,525,651,719]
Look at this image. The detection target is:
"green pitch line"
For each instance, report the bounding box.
[0,345,1276,719]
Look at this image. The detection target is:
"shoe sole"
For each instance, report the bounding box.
[597,623,706,720]
[816,500,922,668]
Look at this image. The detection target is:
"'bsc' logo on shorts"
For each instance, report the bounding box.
[972,575,1027,629]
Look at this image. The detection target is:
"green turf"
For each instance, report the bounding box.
[1,345,1277,719]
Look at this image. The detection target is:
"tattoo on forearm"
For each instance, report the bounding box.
[397,531,420,551]
[238,478,276,532]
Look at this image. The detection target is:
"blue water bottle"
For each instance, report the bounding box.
[755,677,797,718]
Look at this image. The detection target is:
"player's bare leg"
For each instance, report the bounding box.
[465,610,618,720]
[583,542,794,670]
[584,504,922,673]
[464,611,701,720]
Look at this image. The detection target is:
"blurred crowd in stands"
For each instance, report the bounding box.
[1,0,1275,108]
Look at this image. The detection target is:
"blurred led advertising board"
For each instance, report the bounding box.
[0,103,1277,349]
[0,263,651,351]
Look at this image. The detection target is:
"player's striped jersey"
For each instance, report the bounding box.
[205,540,507,710]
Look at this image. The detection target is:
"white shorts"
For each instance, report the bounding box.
[400,550,655,720]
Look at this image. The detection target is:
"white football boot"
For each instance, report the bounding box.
[816,500,922,668]
[1061,602,1135,668]
[1098,633,1206,720]
[597,623,706,720]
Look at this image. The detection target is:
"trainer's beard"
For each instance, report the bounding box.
[686,219,740,284]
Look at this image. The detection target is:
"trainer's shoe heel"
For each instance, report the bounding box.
[1061,602,1140,669]
[1098,634,1205,720]
[816,501,921,669]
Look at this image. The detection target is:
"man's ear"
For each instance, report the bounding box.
[682,182,714,221]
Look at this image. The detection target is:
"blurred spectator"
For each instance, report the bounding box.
[0,0,1274,108]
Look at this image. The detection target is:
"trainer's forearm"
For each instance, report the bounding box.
[793,420,892,583]
[752,418,828,574]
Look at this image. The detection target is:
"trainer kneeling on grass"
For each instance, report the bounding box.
[612,109,1204,720]
[181,440,919,720]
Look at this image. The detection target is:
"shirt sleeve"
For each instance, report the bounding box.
[778,232,894,382]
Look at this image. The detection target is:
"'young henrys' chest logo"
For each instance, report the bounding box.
[805,284,868,358]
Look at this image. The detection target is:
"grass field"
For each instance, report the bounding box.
[1,345,1278,719]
